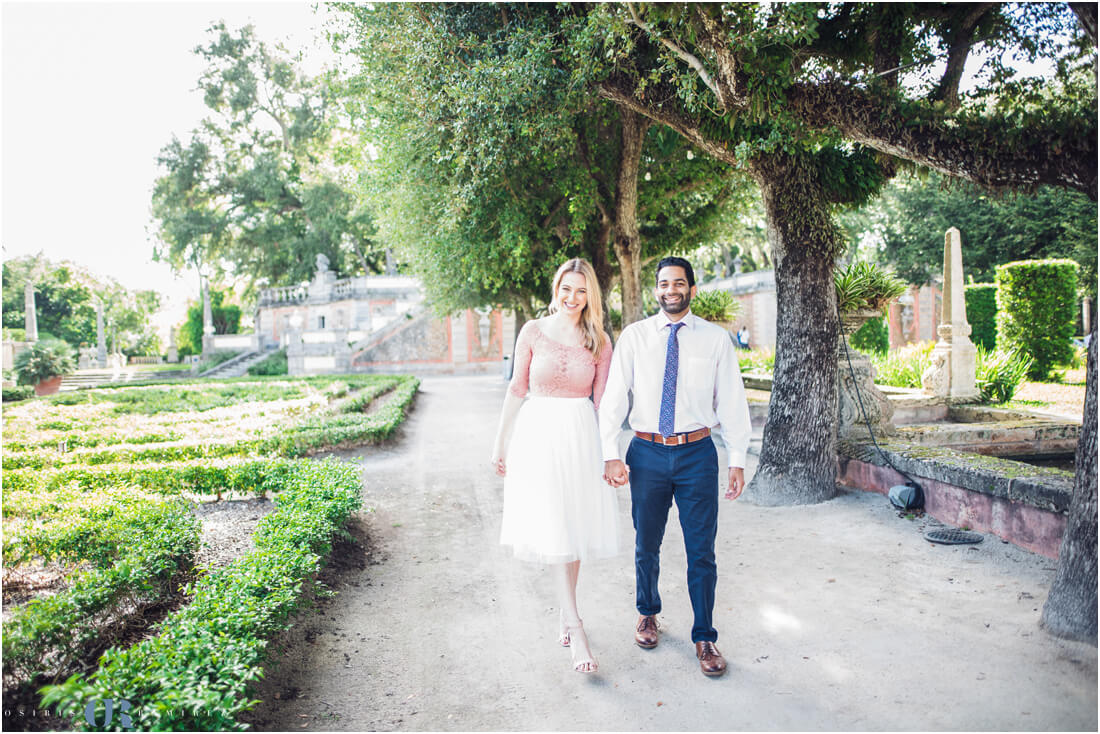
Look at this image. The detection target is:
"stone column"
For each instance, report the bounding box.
[201,278,215,354]
[24,282,38,342]
[166,327,179,363]
[922,228,979,401]
[96,300,107,367]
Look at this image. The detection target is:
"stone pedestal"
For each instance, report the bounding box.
[166,327,179,363]
[837,309,895,439]
[922,228,979,401]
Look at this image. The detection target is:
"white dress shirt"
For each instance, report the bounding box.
[599,310,752,469]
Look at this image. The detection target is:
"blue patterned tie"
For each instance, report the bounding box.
[658,322,684,437]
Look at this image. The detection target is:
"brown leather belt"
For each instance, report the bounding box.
[634,427,711,446]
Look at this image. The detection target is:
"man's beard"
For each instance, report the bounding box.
[660,292,691,315]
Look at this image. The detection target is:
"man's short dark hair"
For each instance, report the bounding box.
[655,256,696,287]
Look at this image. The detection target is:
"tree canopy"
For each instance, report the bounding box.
[151,23,383,293]
[329,2,755,323]
[2,255,162,356]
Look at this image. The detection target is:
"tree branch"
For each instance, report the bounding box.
[625,2,727,109]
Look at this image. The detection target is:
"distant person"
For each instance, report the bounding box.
[737,325,751,350]
[490,258,618,674]
[600,256,751,677]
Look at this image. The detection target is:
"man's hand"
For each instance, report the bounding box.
[604,459,629,487]
[725,467,745,500]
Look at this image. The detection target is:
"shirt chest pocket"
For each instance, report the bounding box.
[680,356,715,408]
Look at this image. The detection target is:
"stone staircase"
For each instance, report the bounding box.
[198,351,274,379]
[59,369,187,391]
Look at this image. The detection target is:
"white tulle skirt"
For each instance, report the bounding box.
[500,396,620,564]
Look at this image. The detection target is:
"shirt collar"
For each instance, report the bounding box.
[653,309,697,331]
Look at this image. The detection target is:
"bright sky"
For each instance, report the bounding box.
[2,1,335,336]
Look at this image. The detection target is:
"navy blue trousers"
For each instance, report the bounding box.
[626,436,719,643]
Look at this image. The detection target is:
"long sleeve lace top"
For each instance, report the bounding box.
[508,320,613,409]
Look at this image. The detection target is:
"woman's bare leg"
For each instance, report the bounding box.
[554,560,596,672]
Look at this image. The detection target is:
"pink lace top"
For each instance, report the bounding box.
[508,320,613,409]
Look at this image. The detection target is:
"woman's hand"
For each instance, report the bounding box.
[490,454,507,477]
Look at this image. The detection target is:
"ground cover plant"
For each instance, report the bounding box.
[1,374,418,730]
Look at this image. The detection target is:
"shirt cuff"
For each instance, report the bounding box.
[727,450,747,470]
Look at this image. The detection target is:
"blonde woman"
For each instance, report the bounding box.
[490,258,619,674]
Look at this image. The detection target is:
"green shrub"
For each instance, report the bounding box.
[965,283,998,350]
[3,385,34,402]
[12,339,76,385]
[995,259,1078,381]
[834,261,908,313]
[975,346,1034,404]
[851,315,889,355]
[691,290,740,322]
[3,497,199,688]
[39,459,362,731]
[870,341,936,388]
[196,350,241,373]
[246,348,288,376]
[737,348,775,373]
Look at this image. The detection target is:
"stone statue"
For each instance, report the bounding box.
[316,253,331,274]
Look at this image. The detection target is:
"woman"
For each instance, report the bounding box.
[490,258,619,674]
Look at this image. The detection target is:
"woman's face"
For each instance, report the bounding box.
[557,271,589,317]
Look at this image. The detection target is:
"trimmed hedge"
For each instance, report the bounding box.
[995,259,1079,380]
[39,459,362,731]
[3,498,200,688]
[965,283,997,350]
[851,315,889,354]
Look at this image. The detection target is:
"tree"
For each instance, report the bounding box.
[571,2,1094,506]
[151,23,384,294]
[177,289,241,357]
[329,3,752,325]
[846,171,1098,297]
[2,255,162,356]
[1041,322,1097,644]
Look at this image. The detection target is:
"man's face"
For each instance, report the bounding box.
[655,265,696,315]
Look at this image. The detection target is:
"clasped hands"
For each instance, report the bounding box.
[603,460,745,500]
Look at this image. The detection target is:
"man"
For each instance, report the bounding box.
[600,256,751,677]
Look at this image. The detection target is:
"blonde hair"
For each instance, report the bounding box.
[548,258,607,361]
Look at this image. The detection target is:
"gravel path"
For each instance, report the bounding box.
[243,375,1096,731]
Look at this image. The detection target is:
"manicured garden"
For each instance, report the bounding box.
[2,374,418,730]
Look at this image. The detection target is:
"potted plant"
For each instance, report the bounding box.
[834,261,908,336]
[13,339,76,396]
[691,289,741,330]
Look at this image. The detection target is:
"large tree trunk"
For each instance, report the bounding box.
[1041,324,1098,644]
[745,152,843,505]
[612,106,650,327]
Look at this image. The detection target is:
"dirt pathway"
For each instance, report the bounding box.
[244,375,1096,731]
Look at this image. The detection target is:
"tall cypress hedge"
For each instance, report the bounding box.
[995,259,1078,380]
[965,283,998,350]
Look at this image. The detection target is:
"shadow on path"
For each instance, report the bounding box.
[243,375,1096,732]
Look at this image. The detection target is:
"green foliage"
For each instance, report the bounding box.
[179,288,241,355]
[834,262,908,313]
[858,172,1097,298]
[38,460,362,731]
[12,338,76,385]
[246,348,288,376]
[995,259,1079,380]
[851,316,890,355]
[737,348,775,374]
[870,341,936,389]
[975,346,1034,404]
[965,283,998,350]
[3,385,34,402]
[3,496,199,688]
[691,290,740,322]
[2,256,163,356]
[151,23,383,291]
[332,4,753,319]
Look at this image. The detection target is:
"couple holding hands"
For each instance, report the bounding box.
[491,256,752,677]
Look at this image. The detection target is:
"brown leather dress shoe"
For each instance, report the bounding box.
[696,641,727,676]
[634,615,659,649]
